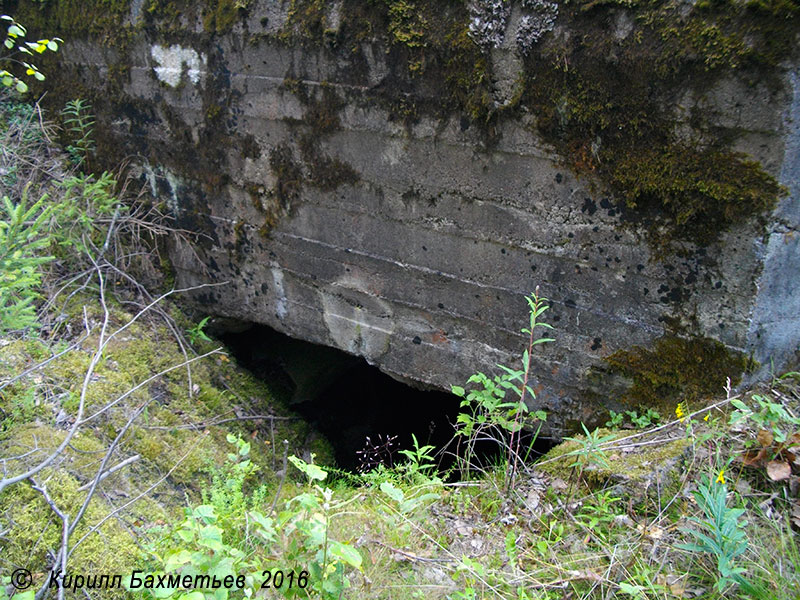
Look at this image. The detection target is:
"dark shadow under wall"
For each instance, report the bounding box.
[219,323,464,471]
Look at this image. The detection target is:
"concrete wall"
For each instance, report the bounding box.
[36,0,800,433]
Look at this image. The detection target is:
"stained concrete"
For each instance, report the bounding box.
[42,1,800,433]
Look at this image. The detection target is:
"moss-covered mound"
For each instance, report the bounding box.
[0,295,331,595]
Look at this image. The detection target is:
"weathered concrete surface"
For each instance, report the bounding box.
[33,1,799,433]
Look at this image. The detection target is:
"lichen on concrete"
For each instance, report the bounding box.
[516,0,559,55]
[468,0,510,50]
[150,44,207,87]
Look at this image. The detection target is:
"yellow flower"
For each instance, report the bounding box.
[675,402,686,422]
[716,470,725,485]
[704,413,710,422]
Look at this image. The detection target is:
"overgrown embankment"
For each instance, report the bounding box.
[0,96,328,597]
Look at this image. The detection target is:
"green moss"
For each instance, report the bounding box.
[268,144,303,208]
[142,0,249,34]
[0,469,142,598]
[610,145,783,249]
[605,335,753,413]
[202,0,249,33]
[282,0,329,42]
[385,1,428,46]
[521,0,795,248]
[15,0,132,37]
[537,428,688,491]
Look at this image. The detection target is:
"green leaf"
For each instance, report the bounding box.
[192,504,217,522]
[288,455,328,481]
[618,582,646,597]
[198,525,224,551]
[451,385,465,397]
[380,481,405,503]
[328,541,362,569]
[164,550,193,572]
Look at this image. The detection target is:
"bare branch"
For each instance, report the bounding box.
[76,455,140,492]
[142,414,298,431]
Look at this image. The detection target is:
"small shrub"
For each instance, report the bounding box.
[0,188,53,333]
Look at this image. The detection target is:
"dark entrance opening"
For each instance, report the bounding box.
[218,323,462,472]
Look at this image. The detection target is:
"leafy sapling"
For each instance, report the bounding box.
[187,316,213,345]
[452,288,552,488]
[1,15,60,94]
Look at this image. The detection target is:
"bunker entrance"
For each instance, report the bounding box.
[219,323,462,472]
[220,323,552,475]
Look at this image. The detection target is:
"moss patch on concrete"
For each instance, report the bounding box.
[537,427,689,495]
[604,335,753,413]
[520,0,794,249]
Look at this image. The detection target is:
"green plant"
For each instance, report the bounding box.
[61,98,96,167]
[606,409,625,429]
[563,424,617,496]
[282,454,362,599]
[137,503,258,599]
[576,490,622,542]
[677,472,749,593]
[537,518,565,557]
[378,479,440,520]
[0,187,54,333]
[0,577,34,600]
[53,171,124,258]
[730,394,800,445]
[0,15,60,94]
[564,424,615,471]
[396,433,437,480]
[204,434,267,524]
[607,408,662,429]
[629,408,661,428]
[143,442,363,600]
[187,316,213,346]
[452,289,552,487]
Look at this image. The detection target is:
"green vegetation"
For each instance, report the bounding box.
[60,98,95,167]
[606,407,662,429]
[0,190,54,333]
[677,471,749,592]
[605,334,752,413]
[452,290,551,487]
[1,13,60,94]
